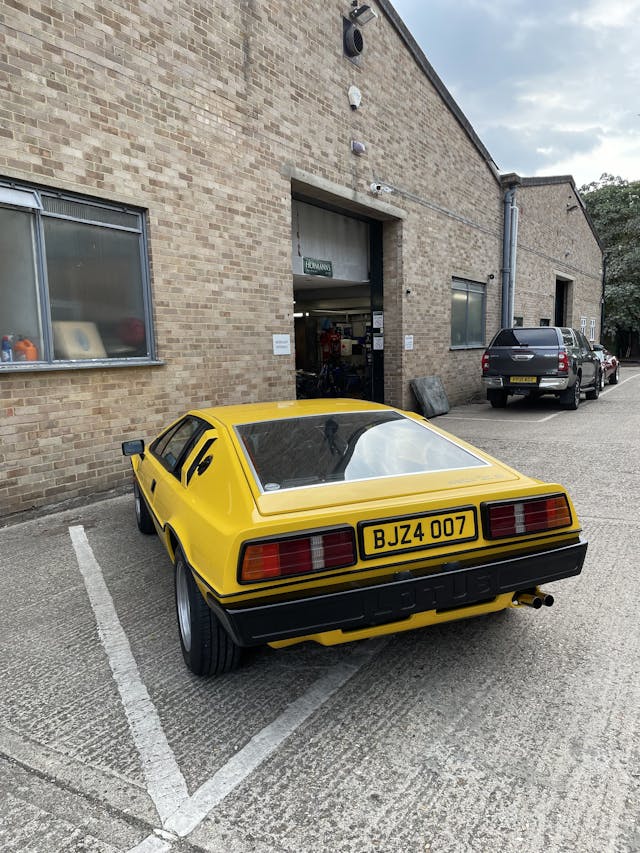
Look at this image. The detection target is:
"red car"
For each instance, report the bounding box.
[593,344,620,388]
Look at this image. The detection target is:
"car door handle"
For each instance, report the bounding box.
[150,479,156,493]
[196,455,213,476]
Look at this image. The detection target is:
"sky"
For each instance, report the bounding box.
[390,0,640,187]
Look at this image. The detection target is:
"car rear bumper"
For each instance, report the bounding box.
[208,538,588,647]
[482,376,571,391]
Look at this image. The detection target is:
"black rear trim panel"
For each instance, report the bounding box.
[207,538,587,646]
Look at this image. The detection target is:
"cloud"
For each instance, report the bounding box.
[391,0,640,183]
[569,0,640,29]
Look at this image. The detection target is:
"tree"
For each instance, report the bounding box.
[580,174,640,357]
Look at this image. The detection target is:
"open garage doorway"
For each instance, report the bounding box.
[292,197,383,401]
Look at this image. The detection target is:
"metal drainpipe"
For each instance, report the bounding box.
[501,185,518,327]
[508,202,519,324]
[600,254,607,342]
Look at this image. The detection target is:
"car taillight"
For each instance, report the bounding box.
[481,352,490,374]
[483,495,572,539]
[240,528,356,582]
[558,349,569,374]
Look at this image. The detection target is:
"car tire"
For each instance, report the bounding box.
[134,481,155,535]
[174,548,242,677]
[609,365,620,385]
[488,391,508,408]
[586,370,600,400]
[561,376,581,410]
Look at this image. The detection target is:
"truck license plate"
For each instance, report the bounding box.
[510,376,537,384]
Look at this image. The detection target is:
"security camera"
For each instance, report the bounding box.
[370,182,392,194]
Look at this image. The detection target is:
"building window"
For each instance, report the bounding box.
[589,318,596,341]
[450,278,485,348]
[580,317,587,336]
[513,316,523,327]
[0,179,154,368]
[540,318,550,326]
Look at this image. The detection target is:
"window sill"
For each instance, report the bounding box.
[449,345,485,351]
[0,358,165,374]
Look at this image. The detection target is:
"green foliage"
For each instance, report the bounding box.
[580,174,640,354]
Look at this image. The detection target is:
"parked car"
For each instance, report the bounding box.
[122,399,587,677]
[481,326,601,409]
[592,343,620,387]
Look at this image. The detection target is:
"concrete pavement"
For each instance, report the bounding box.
[1,368,639,852]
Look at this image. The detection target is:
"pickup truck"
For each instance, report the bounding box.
[481,326,601,410]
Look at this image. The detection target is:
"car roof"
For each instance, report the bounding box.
[189,398,395,427]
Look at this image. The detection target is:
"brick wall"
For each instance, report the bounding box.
[514,182,603,332]
[0,2,596,516]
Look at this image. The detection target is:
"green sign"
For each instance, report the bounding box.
[303,257,333,277]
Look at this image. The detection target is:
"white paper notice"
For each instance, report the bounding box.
[372,312,384,330]
[272,334,291,355]
[373,335,384,351]
[404,335,414,351]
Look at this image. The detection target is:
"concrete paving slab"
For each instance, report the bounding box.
[1,368,639,852]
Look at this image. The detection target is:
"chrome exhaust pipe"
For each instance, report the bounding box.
[535,589,554,607]
[514,592,542,609]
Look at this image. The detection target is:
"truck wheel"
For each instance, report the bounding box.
[174,548,242,677]
[488,390,508,408]
[609,365,620,385]
[561,376,581,410]
[586,370,600,400]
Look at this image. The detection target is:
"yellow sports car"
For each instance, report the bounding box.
[122,399,587,677]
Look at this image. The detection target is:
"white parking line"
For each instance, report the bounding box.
[70,524,383,850]
[127,835,173,853]
[441,372,640,424]
[440,412,562,423]
[163,643,380,838]
[69,526,189,825]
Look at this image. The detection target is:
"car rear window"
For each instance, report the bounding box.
[492,328,559,347]
[235,411,487,491]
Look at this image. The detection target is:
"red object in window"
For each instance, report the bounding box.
[118,317,145,347]
[14,338,38,361]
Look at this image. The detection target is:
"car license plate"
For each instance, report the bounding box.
[510,376,537,384]
[360,508,477,558]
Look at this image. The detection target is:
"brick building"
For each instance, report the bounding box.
[0,1,602,517]
[502,175,603,334]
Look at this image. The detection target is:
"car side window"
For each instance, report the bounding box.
[151,417,207,477]
[576,332,590,354]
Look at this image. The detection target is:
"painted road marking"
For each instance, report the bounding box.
[69,525,189,825]
[70,525,382,850]
[163,645,379,838]
[441,372,640,424]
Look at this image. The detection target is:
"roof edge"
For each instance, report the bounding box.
[500,173,604,252]
[378,0,500,184]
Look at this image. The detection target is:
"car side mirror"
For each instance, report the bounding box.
[122,439,145,458]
